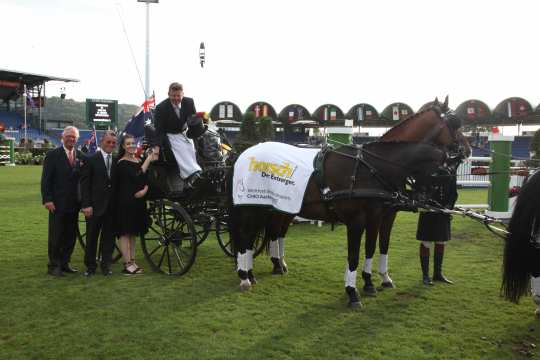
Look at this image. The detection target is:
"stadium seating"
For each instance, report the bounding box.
[0,110,24,129]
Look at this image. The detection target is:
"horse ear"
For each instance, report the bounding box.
[434,97,439,105]
[443,95,449,110]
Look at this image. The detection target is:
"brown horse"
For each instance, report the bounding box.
[360,99,471,295]
[229,98,464,307]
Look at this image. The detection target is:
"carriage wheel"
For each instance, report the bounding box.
[76,213,122,263]
[191,212,212,247]
[141,200,197,276]
[215,216,267,258]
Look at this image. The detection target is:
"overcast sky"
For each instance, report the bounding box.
[2,0,539,117]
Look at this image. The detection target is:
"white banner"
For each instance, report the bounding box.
[233,142,319,214]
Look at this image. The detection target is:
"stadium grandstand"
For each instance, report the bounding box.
[0,68,78,148]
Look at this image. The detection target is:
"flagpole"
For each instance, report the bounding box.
[23,84,27,144]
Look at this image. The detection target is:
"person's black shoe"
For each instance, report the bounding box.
[84,270,96,277]
[102,268,113,276]
[433,273,454,284]
[48,267,65,277]
[61,264,78,274]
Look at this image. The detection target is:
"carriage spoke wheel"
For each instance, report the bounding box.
[77,213,122,264]
[141,200,197,276]
[215,216,267,258]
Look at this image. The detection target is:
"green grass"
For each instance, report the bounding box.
[1,166,539,359]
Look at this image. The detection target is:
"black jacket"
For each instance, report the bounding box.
[80,150,117,217]
[41,146,84,213]
[154,97,196,146]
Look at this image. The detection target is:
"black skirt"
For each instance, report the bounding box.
[416,212,451,242]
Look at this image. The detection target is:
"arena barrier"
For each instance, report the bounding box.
[0,139,15,166]
[456,134,527,218]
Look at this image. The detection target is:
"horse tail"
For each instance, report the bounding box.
[502,171,540,303]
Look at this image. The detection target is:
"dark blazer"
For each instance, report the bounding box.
[41,146,84,213]
[80,150,117,217]
[154,97,196,146]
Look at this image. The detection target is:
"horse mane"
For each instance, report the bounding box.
[502,170,540,302]
[380,107,439,138]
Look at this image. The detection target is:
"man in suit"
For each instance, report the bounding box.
[41,126,83,277]
[80,130,118,276]
[154,82,202,188]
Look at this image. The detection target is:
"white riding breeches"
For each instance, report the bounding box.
[167,133,202,179]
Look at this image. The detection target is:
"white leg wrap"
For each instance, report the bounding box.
[278,237,285,258]
[246,249,254,271]
[532,276,540,298]
[237,252,248,272]
[363,258,373,274]
[381,272,393,283]
[269,240,280,258]
[344,266,357,288]
[239,278,251,290]
[378,254,388,275]
[421,241,432,249]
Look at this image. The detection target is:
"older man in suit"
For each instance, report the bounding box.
[41,126,84,277]
[154,82,202,188]
[80,130,118,276]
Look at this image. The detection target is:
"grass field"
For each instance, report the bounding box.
[1,165,539,359]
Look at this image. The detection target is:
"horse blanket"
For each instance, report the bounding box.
[233,142,319,214]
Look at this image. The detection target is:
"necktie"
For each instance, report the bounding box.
[106,154,111,177]
[68,150,74,167]
[174,105,180,118]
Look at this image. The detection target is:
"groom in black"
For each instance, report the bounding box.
[80,131,118,276]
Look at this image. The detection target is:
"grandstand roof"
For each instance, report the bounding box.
[0,68,79,87]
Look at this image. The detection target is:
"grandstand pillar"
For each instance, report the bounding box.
[486,134,514,219]
[327,121,353,146]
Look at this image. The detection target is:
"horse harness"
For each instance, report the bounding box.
[312,144,414,213]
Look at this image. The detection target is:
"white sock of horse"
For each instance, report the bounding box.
[378,254,392,283]
[532,276,540,304]
[363,258,372,274]
[269,240,279,259]
[237,251,250,286]
[278,237,287,268]
[246,249,254,271]
[344,265,357,289]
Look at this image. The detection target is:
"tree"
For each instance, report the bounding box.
[258,116,275,142]
[233,111,259,154]
[528,128,540,167]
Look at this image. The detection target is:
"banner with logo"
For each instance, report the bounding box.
[233,142,320,214]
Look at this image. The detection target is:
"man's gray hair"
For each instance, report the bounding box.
[62,126,79,138]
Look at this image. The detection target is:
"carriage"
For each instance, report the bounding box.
[76,119,266,276]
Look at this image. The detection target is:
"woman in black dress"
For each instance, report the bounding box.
[417,167,458,286]
[116,134,159,275]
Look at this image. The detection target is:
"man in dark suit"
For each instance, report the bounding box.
[41,126,84,277]
[154,82,202,188]
[80,130,118,276]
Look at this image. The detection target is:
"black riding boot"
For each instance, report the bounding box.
[433,243,453,284]
[420,244,433,285]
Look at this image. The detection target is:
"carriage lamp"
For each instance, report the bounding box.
[199,42,206,68]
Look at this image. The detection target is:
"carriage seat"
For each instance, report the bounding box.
[146,162,186,199]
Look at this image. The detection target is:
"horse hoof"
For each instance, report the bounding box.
[239,279,252,292]
[535,308,540,318]
[380,281,395,289]
[248,270,257,285]
[348,300,363,309]
[272,267,285,275]
[362,285,377,297]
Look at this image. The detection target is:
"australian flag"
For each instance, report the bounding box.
[87,127,98,154]
[123,93,155,138]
